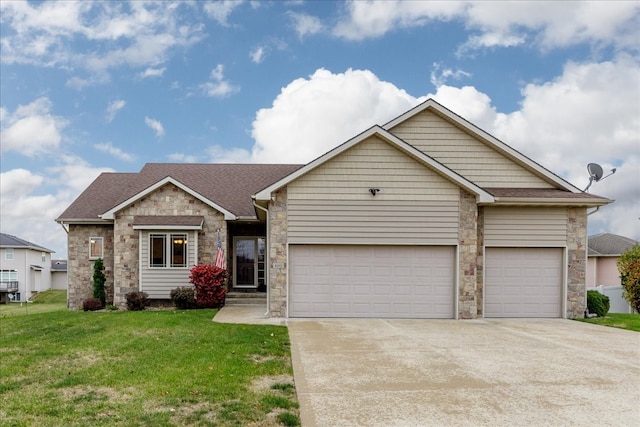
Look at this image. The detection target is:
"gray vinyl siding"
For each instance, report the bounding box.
[287,135,460,245]
[484,207,567,247]
[389,110,554,188]
[140,231,196,298]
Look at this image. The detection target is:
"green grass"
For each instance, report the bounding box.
[577,313,640,332]
[0,290,67,317]
[0,309,299,426]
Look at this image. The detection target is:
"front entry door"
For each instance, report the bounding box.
[233,237,265,289]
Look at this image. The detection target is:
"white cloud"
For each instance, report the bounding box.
[0,159,114,257]
[94,142,135,162]
[0,1,204,75]
[207,145,252,163]
[140,67,166,78]
[250,46,266,64]
[430,63,472,87]
[250,68,423,163]
[167,153,199,163]
[333,1,640,54]
[200,64,239,98]
[145,116,165,138]
[0,97,67,157]
[288,11,324,39]
[105,99,126,122]
[203,0,244,26]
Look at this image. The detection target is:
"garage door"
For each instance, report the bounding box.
[485,248,563,318]
[289,245,455,318]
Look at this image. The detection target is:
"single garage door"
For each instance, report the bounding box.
[485,247,563,318]
[289,245,455,318]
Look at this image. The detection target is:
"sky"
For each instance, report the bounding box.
[1,0,639,259]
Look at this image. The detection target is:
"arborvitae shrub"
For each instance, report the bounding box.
[92,258,106,306]
[170,287,197,309]
[82,297,103,312]
[189,264,227,308]
[587,290,610,317]
[125,291,149,311]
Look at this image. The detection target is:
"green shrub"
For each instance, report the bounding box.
[82,298,103,312]
[92,258,106,306]
[189,264,227,308]
[170,287,197,309]
[125,291,149,311]
[587,290,610,317]
[617,244,640,313]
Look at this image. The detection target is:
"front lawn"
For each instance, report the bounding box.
[0,290,67,317]
[0,309,299,426]
[577,313,640,332]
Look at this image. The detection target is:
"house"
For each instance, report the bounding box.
[0,233,55,303]
[57,99,612,319]
[51,259,68,291]
[586,233,638,313]
[587,233,638,288]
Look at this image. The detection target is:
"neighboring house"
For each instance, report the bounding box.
[587,233,638,288]
[586,233,638,314]
[51,259,68,291]
[0,233,55,303]
[57,99,611,319]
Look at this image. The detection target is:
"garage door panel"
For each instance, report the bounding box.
[289,245,455,318]
[485,248,562,318]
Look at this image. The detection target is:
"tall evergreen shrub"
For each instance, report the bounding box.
[93,258,106,307]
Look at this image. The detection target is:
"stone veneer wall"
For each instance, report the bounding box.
[67,224,114,310]
[112,183,225,308]
[458,189,478,319]
[475,206,485,317]
[268,187,288,317]
[566,207,587,318]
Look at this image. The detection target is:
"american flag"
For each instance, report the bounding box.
[215,232,226,270]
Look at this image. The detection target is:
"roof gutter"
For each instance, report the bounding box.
[483,197,613,207]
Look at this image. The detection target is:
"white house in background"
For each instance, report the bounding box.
[51,259,68,291]
[0,233,55,303]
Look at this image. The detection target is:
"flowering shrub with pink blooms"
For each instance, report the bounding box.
[189,264,227,308]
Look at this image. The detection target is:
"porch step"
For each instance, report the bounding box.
[225,292,266,306]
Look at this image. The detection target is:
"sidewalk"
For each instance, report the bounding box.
[212,305,287,326]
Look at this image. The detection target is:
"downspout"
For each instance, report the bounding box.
[253,199,270,317]
[584,206,600,316]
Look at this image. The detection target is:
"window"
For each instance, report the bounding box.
[90,237,103,259]
[41,252,46,263]
[5,248,13,260]
[0,270,18,282]
[149,233,188,268]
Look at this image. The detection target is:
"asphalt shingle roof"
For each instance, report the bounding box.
[56,163,303,222]
[588,233,639,256]
[0,233,54,252]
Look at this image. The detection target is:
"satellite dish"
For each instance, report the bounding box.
[8,293,14,301]
[584,162,616,192]
[587,163,604,181]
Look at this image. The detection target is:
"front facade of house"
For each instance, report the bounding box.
[0,233,54,303]
[57,100,611,318]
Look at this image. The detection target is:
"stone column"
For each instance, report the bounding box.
[458,189,478,319]
[268,187,288,317]
[566,207,587,318]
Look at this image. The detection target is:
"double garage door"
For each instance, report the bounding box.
[289,245,455,318]
[288,245,563,318]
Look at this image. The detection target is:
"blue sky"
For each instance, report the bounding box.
[1,0,639,258]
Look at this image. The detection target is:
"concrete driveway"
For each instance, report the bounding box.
[288,318,640,427]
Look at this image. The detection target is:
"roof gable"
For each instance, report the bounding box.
[0,233,54,252]
[100,177,237,220]
[255,125,494,203]
[384,99,582,193]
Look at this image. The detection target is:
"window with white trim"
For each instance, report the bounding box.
[5,248,13,260]
[41,252,46,263]
[149,233,188,268]
[90,237,103,259]
[0,270,18,282]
